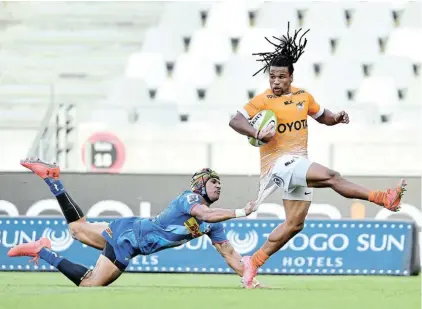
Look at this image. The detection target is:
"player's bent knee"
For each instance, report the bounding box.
[68,221,88,241]
[326,170,342,187]
[307,163,343,188]
[313,168,342,187]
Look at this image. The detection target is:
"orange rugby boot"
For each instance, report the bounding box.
[370,179,407,212]
[241,256,258,289]
[20,158,60,179]
[8,238,52,265]
[383,179,407,212]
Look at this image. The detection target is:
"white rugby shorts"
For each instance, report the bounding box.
[255,155,313,204]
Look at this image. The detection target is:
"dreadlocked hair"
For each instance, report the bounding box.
[252,22,310,77]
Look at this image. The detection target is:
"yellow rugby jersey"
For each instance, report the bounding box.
[240,87,324,176]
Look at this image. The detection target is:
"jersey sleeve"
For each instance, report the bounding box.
[238,95,265,119]
[307,92,324,119]
[181,193,202,215]
[207,222,228,244]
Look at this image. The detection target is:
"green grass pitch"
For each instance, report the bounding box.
[0,272,419,309]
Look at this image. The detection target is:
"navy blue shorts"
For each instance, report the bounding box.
[101,217,140,271]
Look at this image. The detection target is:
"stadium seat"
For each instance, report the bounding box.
[140,27,185,63]
[155,80,198,107]
[237,28,284,57]
[205,1,251,37]
[3,1,164,25]
[386,29,422,61]
[181,105,236,125]
[221,55,268,90]
[400,1,422,28]
[355,76,399,115]
[306,60,364,108]
[125,52,167,89]
[134,103,180,126]
[254,2,299,30]
[251,77,271,95]
[290,59,316,88]
[371,55,416,89]
[335,32,384,64]
[320,58,365,92]
[0,51,128,82]
[339,104,382,125]
[390,105,422,125]
[349,2,395,36]
[204,79,250,107]
[404,79,422,106]
[158,2,211,37]
[301,2,349,36]
[105,77,151,107]
[308,82,347,109]
[2,26,141,46]
[1,1,421,175]
[167,121,223,143]
[299,30,336,64]
[188,29,233,64]
[172,54,217,89]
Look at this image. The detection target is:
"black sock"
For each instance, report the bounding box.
[57,259,90,286]
[56,192,84,223]
[44,178,84,223]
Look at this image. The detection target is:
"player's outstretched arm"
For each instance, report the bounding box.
[214,241,260,287]
[191,201,255,223]
[315,109,350,126]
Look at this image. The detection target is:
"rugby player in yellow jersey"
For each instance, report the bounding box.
[229,24,407,288]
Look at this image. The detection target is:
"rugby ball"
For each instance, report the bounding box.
[248,110,277,147]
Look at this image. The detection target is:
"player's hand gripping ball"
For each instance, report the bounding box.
[248,110,277,147]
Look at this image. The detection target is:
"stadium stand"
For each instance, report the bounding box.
[0,1,420,175]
